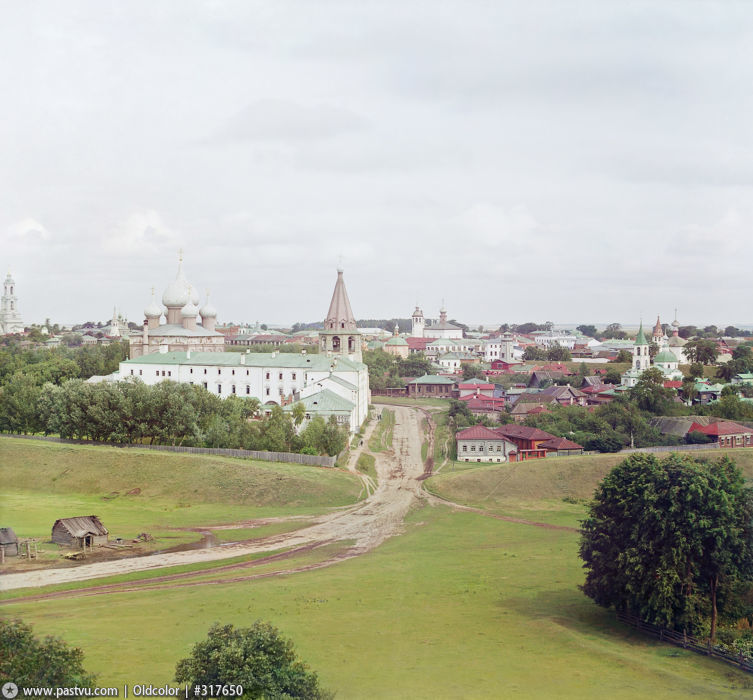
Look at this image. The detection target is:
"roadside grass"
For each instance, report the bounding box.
[368,409,395,452]
[4,504,749,698]
[372,396,449,408]
[426,449,753,529]
[432,410,452,465]
[355,453,377,482]
[211,521,316,543]
[0,438,362,555]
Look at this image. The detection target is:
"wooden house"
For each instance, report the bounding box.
[51,516,109,548]
[0,527,19,558]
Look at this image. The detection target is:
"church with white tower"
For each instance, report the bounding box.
[411,302,463,339]
[0,272,25,335]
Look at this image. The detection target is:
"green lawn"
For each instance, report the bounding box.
[368,409,395,452]
[356,453,377,481]
[372,396,449,408]
[0,437,363,546]
[3,505,749,698]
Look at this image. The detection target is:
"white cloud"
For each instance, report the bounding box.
[103,210,179,255]
[6,218,50,243]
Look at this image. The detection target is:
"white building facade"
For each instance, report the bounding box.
[0,272,24,334]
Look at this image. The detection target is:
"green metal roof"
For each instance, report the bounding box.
[284,389,355,413]
[123,351,366,371]
[408,374,456,385]
[385,336,408,346]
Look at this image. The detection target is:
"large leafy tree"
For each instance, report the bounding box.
[580,454,753,640]
[628,367,674,414]
[174,622,331,699]
[0,618,95,689]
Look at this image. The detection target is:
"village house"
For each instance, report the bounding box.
[406,374,456,397]
[456,425,517,463]
[51,516,109,549]
[0,527,19,558]
[688,421,753,448]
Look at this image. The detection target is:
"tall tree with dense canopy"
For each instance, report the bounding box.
[0,619,95,689]
[580,454,753,640]
[174,622,331,699]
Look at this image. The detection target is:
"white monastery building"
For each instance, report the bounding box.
[113,265,369,433]
[412,302,463,339]
[0,272,24,335]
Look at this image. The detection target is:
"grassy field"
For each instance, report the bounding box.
[356,453,377,481]
[372,396,449,408]
[427,449,753,529]
[0,438,363,547]
[4,439,753,697]
[3,504,750,698]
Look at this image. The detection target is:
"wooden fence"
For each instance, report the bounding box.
[616,611,753,673]
[1,433,336,467]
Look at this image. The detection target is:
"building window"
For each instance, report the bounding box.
[232,385,236,394]
[168,371,172,377]
[470,445,476,451]
[292,372,296,380]
[279,372,283,380]
[161,370,166,377]
[246,370,249,376]
[203,382,207,389]
[266,372,270,380]
[496,445,501,451]
[139,370,142,376]
[232,369,235,375]
[266,387,270,396]
[155,370,159,376]
[203,368,207,374]
[217,385,222,394]
[246,386,250,395]
[189,368,193,374]
[218,369,221,375]
[130,369,134,375]
[462,445,467,452]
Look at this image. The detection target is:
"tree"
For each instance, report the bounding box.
[174,622,331,699]
[546,345,571,362]
[576,325,597,337]
[522,346,547,361]
[648,341,659,359]
[0,618,95,689]
[629,367,674,414]
[603,369,622,385]
[685,339,719,365]
[461,363,486,381]
[688,362,704,379]
[291,401,306,427]
[602,323,627,340]
[580,454,753,640]
[397,352,432,378]
[613,349,632,364]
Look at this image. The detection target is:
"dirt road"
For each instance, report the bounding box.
[0,406,426,592]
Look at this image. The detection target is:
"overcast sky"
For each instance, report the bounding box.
[2,2,752,328]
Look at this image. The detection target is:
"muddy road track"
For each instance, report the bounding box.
[0,406,427,593]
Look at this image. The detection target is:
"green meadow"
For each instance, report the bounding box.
[2,438,752,697]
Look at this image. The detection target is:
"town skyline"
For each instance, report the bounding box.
[2,3,752,325]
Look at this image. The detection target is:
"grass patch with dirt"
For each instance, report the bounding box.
[368,409,395,452]
[3,504,749,698]
[355,453,377,482]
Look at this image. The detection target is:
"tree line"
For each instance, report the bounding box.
[0,377,347,456]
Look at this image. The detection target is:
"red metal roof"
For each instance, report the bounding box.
[539,436,583,450]
[456,425,510,441]
[688,421,753,436]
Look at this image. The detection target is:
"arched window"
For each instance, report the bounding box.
[348,336,355,352]
[332,336,341,351]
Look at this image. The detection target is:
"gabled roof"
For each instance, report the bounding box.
[458,382,494,390]
[496,424,556,441]
[287,388,355,413]
[408,374,456,385]
[539,436,583,450]
[456,425,511,441]
[689,421,753,436]
[54,516,108,538]
[540,385,585,399]
[0,527,18,544]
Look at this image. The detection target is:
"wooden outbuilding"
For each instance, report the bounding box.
[0,527,19,558]
[51,516,109,549]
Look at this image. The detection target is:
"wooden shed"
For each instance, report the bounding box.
[0,527,19,557]
[51,516,109,548]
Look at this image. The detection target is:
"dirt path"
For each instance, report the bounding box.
[0,406,426,592]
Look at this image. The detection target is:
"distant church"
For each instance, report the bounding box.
[411,303,463,339]
[0,272,25,335]
[129,254,225,359]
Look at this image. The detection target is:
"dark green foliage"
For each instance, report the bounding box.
[628,368,675,414]
[684,339,719,365]
[546,345,571,361]
[613,349,632,363]
[0,618,95,689]
[601,323,627,340]
[686,430,714,444]
[576,325,598,337]
[580,454,753,640]
[583,433,622,453]
[461,364,486,381]
[603,369,622,385]
[397,352,432,378]
[522,346,547,361]
[174,622,331,699]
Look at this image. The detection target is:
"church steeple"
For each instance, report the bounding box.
[319,268,362,361]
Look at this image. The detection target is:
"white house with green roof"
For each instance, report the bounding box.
[621,322,651,387]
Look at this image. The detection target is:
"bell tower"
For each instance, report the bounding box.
[319,268,362,362]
